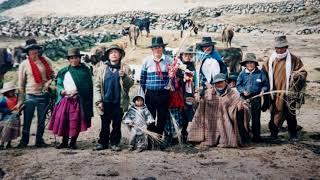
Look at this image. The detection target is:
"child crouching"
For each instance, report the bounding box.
[0,82,21,149]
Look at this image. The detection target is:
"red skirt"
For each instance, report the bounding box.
[49,97,89,137]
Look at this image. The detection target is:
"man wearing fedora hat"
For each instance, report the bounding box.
[237,53,269,142]
[17,38,54,148]
[48,48,93,149]
[140,36,172,143]
[262,35,307,141]
[94,44,134,151]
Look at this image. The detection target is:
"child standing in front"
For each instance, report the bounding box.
[164,69,185,146]
[0,82,20,149]
[123,87,155,152]
[237,53,269,142]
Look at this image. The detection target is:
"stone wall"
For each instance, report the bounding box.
[0,0,319,39]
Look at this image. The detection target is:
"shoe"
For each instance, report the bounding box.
[136,148,144,153]
[16,143,28,149]
[270,133,278,140]
[6,143,12,149]
[289,135,299,142]
[93,144,108,151]
[111,145,121,152]
[56,142,68,149]
[69,144,77,150]
[0,145,4,150]
[35,142,48,148]
[252,137,262,143]
[128,146,135,151]
[69,137,77,150]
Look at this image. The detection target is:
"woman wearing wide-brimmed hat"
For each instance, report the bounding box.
[48,48,93,149]
[178,45,196,144]
[195,37,227,98]
[17,38,54,148]
[0,81,20,149]
[94,44,134,151]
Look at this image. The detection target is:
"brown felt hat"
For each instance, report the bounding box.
[240,53,259,66]
[66,48,83,58]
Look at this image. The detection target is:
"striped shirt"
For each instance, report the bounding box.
[140,54,172,91]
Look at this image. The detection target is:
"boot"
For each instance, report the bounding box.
[56,136,69,149]
[69,137,78,149]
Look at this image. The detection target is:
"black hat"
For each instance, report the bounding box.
[105,44,125,59]
[148,36,168,48]
[23,39,42,53]
[66,48,83,58]
[197,37,217,48]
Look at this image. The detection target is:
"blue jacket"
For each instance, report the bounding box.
[236,68,269,97]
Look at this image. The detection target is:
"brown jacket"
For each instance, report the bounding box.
[262,53,307,125]
[94,63,134,115]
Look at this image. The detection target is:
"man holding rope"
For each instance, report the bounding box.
[262,35,307,141]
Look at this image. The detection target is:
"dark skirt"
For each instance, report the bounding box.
[0,113,20,142]
[49,96,89,137]
[165,108,184,137]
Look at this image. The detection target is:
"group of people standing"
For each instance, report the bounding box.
[0,34,307,152]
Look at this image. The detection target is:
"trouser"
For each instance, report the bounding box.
[182,103,194,142]
[269,98,297,138]
[128,128,147,149]
[145,89,169,135]
[98,102,123,146]
[20,93,49,145]
[250,97,261,139]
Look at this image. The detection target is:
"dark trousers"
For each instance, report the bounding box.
[250,97,261,139]
[182,104,194,140]
[269,99,297,138]
[145,90,169,135]
[98,102,123,146]
[20,93,49,145]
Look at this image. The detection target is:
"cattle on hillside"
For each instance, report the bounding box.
[217,47,242,73]
[179,18,198,38]
[130,17,153,37]
[128,24,140,46]
[221,26,234,48]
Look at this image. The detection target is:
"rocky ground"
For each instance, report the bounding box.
[0,0,320,179]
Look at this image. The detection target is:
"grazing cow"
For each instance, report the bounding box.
[217,47,243,73]
[180,18,198,38]
[221,26,234,48]
[128,24,140,46]
[131,17,151,37]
